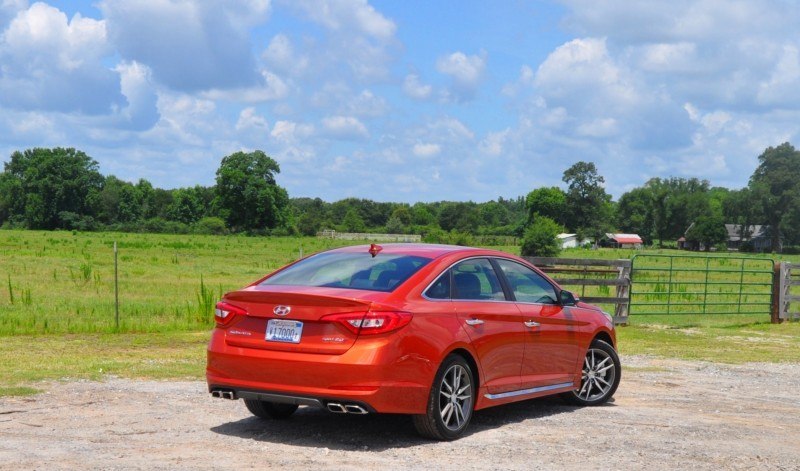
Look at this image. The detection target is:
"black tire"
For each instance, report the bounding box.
[563,339,621,406]
[244,399,299,420]
[413,354,475,441]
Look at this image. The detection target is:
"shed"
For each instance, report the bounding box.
[556,233,589,249]
[603,233,643,249]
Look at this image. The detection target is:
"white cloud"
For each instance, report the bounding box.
[321,115,369,140]
[403,73,433,100]
[436,51,487,100]
[281,0,395,40]
[577,118,618,138]
[99,0,268,91]
[270,120,314,143]
[479,130,510,157]
[235,107,269,132]
[412,143,440,157]
[262,33,308,76]
[757,44,800,106]
[201,71,290,103]
[637,42,698,73]
[114,61,159,130]
[0,2,122,113]
[0,0,27,27]
[429,117,474,141]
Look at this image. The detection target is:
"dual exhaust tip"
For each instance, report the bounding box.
[326,403,368,415]
[210,390,368,415]
[211,390,236,400]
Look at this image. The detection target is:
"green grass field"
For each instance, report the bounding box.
[1,230,798,396]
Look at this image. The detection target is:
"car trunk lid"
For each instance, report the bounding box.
[221,286,377,355]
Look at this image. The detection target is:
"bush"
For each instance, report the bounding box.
[58,211,98,231]
[142,217,189,234]
[423,228,474,246]
[520,217,562,257]
[193,217,227,235]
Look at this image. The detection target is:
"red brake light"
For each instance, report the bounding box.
[322,311,412,335]
[214,301,246,326]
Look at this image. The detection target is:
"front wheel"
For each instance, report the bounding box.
[413,354,475,441]
[244,399,299,420]
[563,339,621,406]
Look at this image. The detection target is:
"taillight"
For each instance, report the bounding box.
[322,311,413,336]
[214,301,246,326]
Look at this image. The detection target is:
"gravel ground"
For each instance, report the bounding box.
[1,356,799,470]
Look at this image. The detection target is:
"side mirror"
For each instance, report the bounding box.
[559,290,577,306]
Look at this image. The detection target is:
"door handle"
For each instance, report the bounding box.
[524,320,540,328]
[465,318,484,326]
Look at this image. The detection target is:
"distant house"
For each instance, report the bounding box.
[602,233,643,249]
[724,224,777,252]
[556,233,589,249]
[678,224,778,252]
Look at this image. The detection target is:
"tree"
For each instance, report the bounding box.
[749,142,800,251]
[390,206,412,226]
[722,188,763,242]
[438,202,480,232]
[525,187,567,225]
[479,201,510,227]
[685,215,727,251]
[520,216,563,257]
[616,187,652,244]
[1,148,104,229]
[562,162,612,236]
[215,150,290,231]
[410,203,437,226]
[640,177,711,246]
[168,187,206,225]
[342,208,366,232]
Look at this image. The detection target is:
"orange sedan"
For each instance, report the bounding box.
[207,243,620,440]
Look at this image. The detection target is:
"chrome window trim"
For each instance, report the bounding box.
[421,255,561,306]
[493,257,561,306]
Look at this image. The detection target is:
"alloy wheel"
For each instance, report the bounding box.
[576,347,616,402]
[438,364,473,431]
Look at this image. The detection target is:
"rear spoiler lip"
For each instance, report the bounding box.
[222,286,411,312]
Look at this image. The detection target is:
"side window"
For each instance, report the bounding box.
[452,258,506,301]
[425,269,451,299]
[495,259,558,305]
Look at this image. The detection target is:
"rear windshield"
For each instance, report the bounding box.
[261,252,432,292]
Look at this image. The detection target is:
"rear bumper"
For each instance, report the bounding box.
[207,385,377,413]
[206,329,432,414]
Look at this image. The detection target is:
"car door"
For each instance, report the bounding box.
[493,258,582,390]
[444,258,524,394]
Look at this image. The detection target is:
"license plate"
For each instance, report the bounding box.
[266,319,303,344]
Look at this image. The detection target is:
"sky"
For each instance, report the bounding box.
[1,0,800,203]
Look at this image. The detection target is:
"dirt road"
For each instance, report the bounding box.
[1,356,798,470]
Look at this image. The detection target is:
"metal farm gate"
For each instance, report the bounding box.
[629,254,775,317]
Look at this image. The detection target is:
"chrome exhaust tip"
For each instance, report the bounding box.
[327,403,347,413]
[211,390,236,400]
[344,405,368,415]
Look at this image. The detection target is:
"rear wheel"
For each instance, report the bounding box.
[563,339,620,406]
[244,399,299,420]
[413,354,475,441]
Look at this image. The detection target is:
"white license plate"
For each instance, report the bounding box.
[266,319,303,344]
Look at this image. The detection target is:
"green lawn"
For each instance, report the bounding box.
[0,230,798,397]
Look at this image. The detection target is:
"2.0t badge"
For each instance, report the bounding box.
[273,305,291,316]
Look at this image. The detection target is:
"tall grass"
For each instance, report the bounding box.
[0,230,797,335]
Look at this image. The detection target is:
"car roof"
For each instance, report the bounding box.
[327,243,511,259]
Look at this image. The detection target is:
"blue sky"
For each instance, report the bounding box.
[2,1,800,202]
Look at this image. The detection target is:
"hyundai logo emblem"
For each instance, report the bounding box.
[273,305,291,316]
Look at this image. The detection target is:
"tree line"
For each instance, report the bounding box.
[1,144,799,254]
